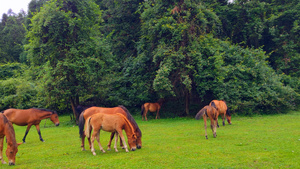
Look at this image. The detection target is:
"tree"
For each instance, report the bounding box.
[134,0,221,115]
[0,11,26,63]
[25,0,113,122]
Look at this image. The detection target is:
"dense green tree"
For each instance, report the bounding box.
[96,0,143,61]
[0,11,26,62]
[25,0,113,121]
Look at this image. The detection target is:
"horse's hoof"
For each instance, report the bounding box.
[92,152,96,156]
[9,162,15,166]
[107,148,111,151]
[1,161,7,164]
[82,148,86,151]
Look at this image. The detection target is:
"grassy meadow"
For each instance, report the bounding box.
[1,111,299,168]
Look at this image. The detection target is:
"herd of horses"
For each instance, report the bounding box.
[0,99,231,165]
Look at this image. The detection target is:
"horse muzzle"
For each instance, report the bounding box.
[137,145,142,149]
[55,123,60,126]
[131,148,136,151]
[9,162,15,166]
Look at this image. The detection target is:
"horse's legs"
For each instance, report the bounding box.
[143,110,148,121]
[90,129,97,156]
[95,131,105,153]
[22,124,32,143]
[88,129,92,150]
[81,134,86,151]
[203,116,208,139]
[222,114,226,126]
[155,109,160,119]
[211,119,217,138]
[0,137,6,164]
[117,130,129,152]
[35,124,44,142]
[114,132,119,152]
[107,132,115,151]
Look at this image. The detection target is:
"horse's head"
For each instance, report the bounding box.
[50,113,60,126]
[226,114,232,125]
[6,143,21,165]
[128,134,137,151]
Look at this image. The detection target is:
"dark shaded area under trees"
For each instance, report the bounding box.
[0,0,299,122]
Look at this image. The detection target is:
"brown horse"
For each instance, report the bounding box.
[2,108,60,143]
[141,99,164,121]
[0,113,21,165]
[85,113,137,155]
[209,100,231,127]
[195,105,219,139]
[78,106,142,151]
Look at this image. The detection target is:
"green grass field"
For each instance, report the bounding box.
[1,111,299,168]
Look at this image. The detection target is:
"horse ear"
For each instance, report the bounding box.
[17,142,22,146]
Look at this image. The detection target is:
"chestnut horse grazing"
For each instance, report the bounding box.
[0,113,21,165]
[2,108,60,143]
[79,106,142,151]
[141,99,164,121]
[209,100,231,127]
[195,105,219,139]
[85,113,137,155]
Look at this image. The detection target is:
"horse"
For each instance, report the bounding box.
[78,105,142,151]
[195,105,219,139]
[2,108,60,143]
[141,99,164,121]
[209,100,231,127]
[85,113,137,155]
[0,113,21,165]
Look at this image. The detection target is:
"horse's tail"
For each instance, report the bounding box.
[141,104,145,116]
[195,108,206,120]
[84,117,92,139]
[78,113,86,138]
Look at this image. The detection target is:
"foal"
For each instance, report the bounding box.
[195,105,219,139]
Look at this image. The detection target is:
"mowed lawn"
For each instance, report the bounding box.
[1,111,299,168]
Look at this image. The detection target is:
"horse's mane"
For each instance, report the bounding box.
[118,105,142,137]
[32,108,57,114]
[116,113,136,137]
[1,111,17,143]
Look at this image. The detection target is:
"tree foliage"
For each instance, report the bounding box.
[24,0,113,118]
[0,0,298,117]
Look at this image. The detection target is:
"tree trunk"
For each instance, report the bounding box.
[185,91,190,116]
[70,97,78,124]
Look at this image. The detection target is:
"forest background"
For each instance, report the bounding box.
[0,0,299,121]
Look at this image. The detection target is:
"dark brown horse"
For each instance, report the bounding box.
[209,100,231,127]
[0,113,21,165]
[78,106,142,151]
[2,108,60,143]
[195,105,219,139]
[85,113,137,155]
[141,99,164,121]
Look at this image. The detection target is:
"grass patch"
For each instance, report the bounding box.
[1,111,299,168]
